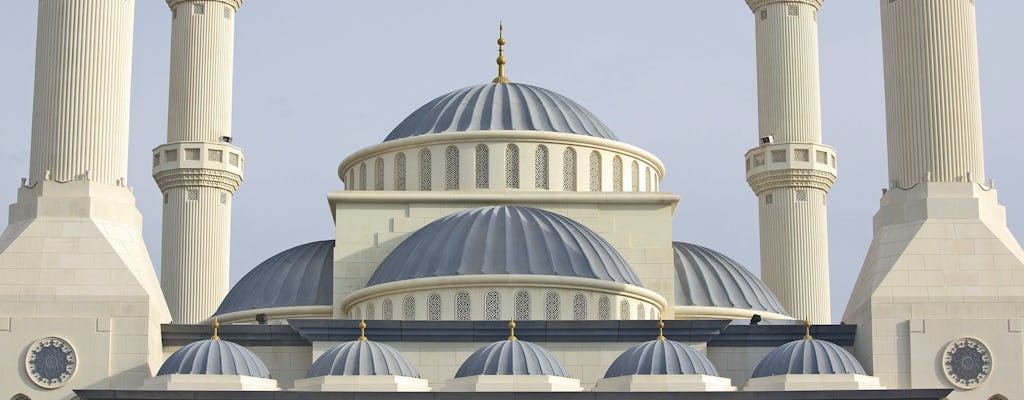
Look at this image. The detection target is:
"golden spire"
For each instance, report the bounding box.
[657,319,666,341]
[358,320,368,341]
[803,320,812,340]
[211,319,220,341]
[492,21,511,84]
[508,320,518,341]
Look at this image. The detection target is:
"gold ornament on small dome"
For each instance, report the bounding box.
[803,320,812,340]
[657,319,666,341]
[211,319,220,341]
[358,320,368,341]
[492,21,511,84]
[507,320,518,341]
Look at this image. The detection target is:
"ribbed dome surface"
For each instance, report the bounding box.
[366,206,642,287]
[215,240,333,316]
[384,83,617,142]
[455,340,570,378]
[157,339,271,378]
[306,340,420,378]
[604,339,720,378]
[673,242,787,315]
[751,339,866,378]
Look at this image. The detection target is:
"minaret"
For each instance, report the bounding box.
[742,0,836,324]
[154,0,245,324]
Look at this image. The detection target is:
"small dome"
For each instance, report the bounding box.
[751,338,866,378]
[306,340,420,378]
[455,339,570,378]
[157,339,271,378]
[673,242,787,315]
[215,240,334,316]
[604,339,720,378]
[384,83,617,142]
[367,206,642,287]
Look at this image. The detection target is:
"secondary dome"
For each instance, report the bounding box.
[751,338,866,378]
[306,340,420,378]
[383,83,617,142]
[214,240,334,316]
[455,339,570,378]
[604,339,721,378]
[673,242,787,316]
[157,339,271,378]
[366,206,642,287]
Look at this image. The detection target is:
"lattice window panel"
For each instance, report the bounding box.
[636,304,646,320]
[445,145,459,190]
[645,168,652,192]
[485,290,501,320]
[12,394,31,400]
[366,303,376,320]
[475,144,489,189]
[544,291,560,320]
[153,154,160,167]
[428,293,442,320]
[166,149,178,162]
[535,145,549,189]
[229,152,239,166]
[573,293,587,320]
[796,189,808,202]
[352,306,361,319]
[419,149,431,191]
[455,291,471,321]
[220,193,227,204]
[649,309,656,320]
[382,298,393,320]
[589,151,602,191]
[403,296,416,320]
[209,149,223,162]
[223,5,231,18]
[760,9,767,20]
[612,156,624,191]
[164,193,169,204]
[795,149,810,161]
[194,2,205,14]
[505,144,520,189]
[185,148,200,160]
[765,193,774,205]
[359,163,367,190]
[375,157,384,190]
[752,152,765,167]
[563,148,577,191]
[771,150,786,163]
[630,160,639,191]
[514,291,530,321]
[619,300,630,319]
[816,150,828,164]
[395,153,407,191]
[186,189,199,201]
[598,296,610,320]
[787,5,799,16]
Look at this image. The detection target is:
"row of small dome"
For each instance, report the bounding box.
[151,320,870,391]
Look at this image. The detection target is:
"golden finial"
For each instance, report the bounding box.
[211,319,220,341]
[657,319,666,341]
[803,319,812,340]
[358,320,368,341]
[507,320,518,341]
[492,21,511,84]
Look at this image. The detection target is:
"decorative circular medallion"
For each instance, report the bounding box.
[942,337,992,390]
[24,337,77,389]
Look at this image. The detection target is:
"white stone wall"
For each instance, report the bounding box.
[706,346,775,387]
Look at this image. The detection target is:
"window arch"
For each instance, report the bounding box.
[359,163,367,190]
[988,395,1009,400]
[382,298,393,320]
[645,167,651,192]
[514,290,530,320]
[506,144,520,189]
[631,160,639,191]
[589,151,602,191]
[613,155,623,191]
[598,296,610,320]
[573,293,587,320]
[403,295,416,320]
[563,148,577,191]
[535,145,549,189]
[347,169,355,189]
[428,292,442,320]
[649,308,656,320]
[352,306,362,319]
[419,148,432,191]
[620,299,630,319]
[455,291,471,321]
[475,144,489,189]
[445,145,459,190]
[366,303,376,319]
[545,291,560,320]
[394,153,407,191]
[636,303,646,320]
[485,290,501,320]
[374,157,384,190]
[11,394,31,400]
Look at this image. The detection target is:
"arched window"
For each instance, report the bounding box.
[535,145,549,189]
[631,160,639,191]
[394,153,407,191]
[619,299,630,319]
[445,145,459,190]
[366,303,376,319]
[613,155,623,191]
[347,169,355,189]
[374,157,384,190]
[514,290,530,321]
[456,291,471,321]
[645,167,651,192]
[573,293,587,320]
[598,296,610,320]
[545,291,560,320]
[563,148,577,191]
[419,148,431,191]
[11,394,31,400]
[428,292,442,320]
[359,163,367,190]
[475,144,489,189]
[403,295,416,320]
[589,151,602,191]
[352,306,362,319]
[485,290,501,320]
[988,395,1009,400]
[649,308,656,320]
[382,298,393,320]
[506,144,520,189]
[636,303,646,320]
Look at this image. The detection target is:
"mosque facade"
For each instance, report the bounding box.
[0,0,1019,399]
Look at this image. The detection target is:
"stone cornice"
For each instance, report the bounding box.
[745,0,823,12]
[746,168,836,194]
[154,168,242,192]
[167,0,243,11]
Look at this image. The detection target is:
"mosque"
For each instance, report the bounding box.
[0,0,1020,399]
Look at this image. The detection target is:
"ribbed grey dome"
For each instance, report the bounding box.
[604,339,721,378]
[384,83,617,142]
[157,339,271,378]
[673,242,787,315]
[366,206,642,287]
[751,339,866,378]
[455,340,570,378]
[215,240,333,316]
[306,340,420,378]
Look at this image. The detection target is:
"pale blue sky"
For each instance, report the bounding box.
[1,1,1022,322]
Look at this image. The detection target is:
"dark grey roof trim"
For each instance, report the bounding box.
[77,388,955,399]
[708,324,856,347]
[604,339,720,378]
[751,338,867,378]
[673,242,788,315]
[215,240,334,316]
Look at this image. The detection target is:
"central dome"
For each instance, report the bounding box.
[383,83,617,142]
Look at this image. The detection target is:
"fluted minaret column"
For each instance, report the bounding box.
[882,1,984,187]
[155,0,245,324]
[743,0,835,323]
